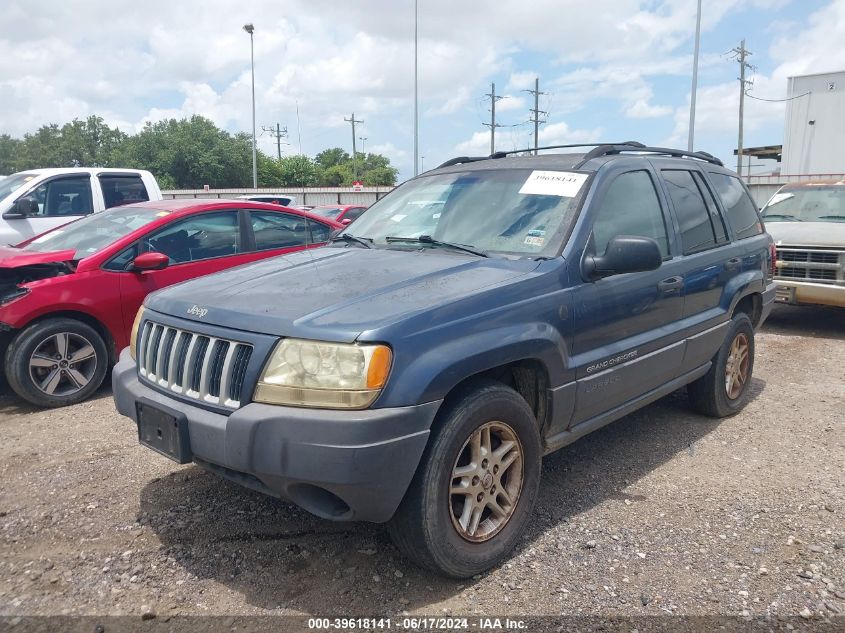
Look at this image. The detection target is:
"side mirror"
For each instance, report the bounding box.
[582,235,662,280]
[341,218,352,226]
[131,251,170,272]
[2,197,38,220]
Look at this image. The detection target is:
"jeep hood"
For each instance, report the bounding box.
[766,221,845,249]
[146,247,541,342]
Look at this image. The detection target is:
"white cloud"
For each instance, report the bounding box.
[626,99,673,119]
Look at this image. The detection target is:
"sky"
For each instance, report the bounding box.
[2,0,845,181]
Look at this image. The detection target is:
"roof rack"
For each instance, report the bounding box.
[435,141,723,170]
[436,142,645,170]
[576,144,724,167]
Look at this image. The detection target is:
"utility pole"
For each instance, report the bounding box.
[261,123,288,160]
[483,82,504,155]
[295,100,303,155]
[359,136,368,154]
[730,39,753,176]
[413,0,419,175]
[688,0,702,151]
[524,77,547,155]
[344,113,364,180]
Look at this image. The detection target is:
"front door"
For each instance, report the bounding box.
[6,174,96,244]
[570,168,685,425]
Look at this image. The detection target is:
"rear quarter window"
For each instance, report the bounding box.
[99,175,149,209]
[708,173,762,240]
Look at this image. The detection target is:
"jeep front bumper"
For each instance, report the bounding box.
[112,349,441,523]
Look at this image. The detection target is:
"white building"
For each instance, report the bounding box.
[782,70,845,175]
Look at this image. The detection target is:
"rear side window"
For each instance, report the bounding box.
[662,170,718,254]
[692,172,729,244]
[99,175,149,209]
[708,173,763,239]
[250,211,311,251]
[344,207,366,222]
[591,170,669,257]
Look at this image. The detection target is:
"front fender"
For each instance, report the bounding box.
[373,322,570,408]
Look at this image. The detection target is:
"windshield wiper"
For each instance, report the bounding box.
[762,214,802,221]
[330,233,372,249]
[384,235,488,257]
[817,215,845,221]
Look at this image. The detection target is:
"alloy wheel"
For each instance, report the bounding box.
[28,332,98,397]
[449,421,524,542]
[724,332,750,400]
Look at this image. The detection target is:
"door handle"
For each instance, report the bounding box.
[658,276,683,293]
[724,257,742,271]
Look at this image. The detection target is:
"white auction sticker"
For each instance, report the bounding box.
[519,170,589,197]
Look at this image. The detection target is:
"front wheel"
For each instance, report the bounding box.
[688,312,755,418]
[4,318,109,408]
[388,381,542,578]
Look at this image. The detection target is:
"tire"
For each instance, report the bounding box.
[688,313,755,418]
[4,318,109,408]
[388,380,542,578]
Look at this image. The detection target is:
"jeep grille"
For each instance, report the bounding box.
[137,321,252,408]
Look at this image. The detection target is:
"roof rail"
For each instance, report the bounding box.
[436,142,646,170]
[577,144,724,167]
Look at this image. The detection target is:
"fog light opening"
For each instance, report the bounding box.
[287,483,352,520]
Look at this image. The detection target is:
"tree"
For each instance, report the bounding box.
[279,155,319,187]
[314,147,350,170]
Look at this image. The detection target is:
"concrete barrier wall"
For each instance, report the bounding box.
[162,187,394,207]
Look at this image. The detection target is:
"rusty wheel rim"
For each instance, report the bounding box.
[448,421,524,543]
[725,332,750,400]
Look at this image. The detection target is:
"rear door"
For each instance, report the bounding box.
[5,174,96,244]
[658,169,739,321]
[570,167,686,425]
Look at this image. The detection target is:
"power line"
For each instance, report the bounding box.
[482,82,505,154]
[261,123,288,160]
[744,90,811,103]
[523,77,547,155]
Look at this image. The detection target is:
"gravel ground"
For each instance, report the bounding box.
[0,305,843,624]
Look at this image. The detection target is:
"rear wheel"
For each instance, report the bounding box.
[5,318,108,408]
[388,381,542,578]
[688,313,755,418]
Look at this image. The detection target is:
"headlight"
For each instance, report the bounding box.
[254,339,392,409]
[129,306,145,361]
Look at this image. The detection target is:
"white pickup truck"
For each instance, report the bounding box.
[0,168,162,246]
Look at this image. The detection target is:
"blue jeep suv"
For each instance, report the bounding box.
[113,142,777,578]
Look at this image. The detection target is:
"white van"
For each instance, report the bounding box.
[0,168,162,246]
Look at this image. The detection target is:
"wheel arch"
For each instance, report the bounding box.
[16,311,117,364]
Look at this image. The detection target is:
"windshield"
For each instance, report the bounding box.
[311,206,344,219]
[21,206,169,257]
[0,172,39,201]
[762,185,845,222]
[343,169,588,257]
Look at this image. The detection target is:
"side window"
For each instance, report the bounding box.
[591,170,669,257]
[250,211,310,251]
[145,212,240,264]
[99,175,149,209]
[308,219,331,244]
[25,176,94,217]
[662,170,717,254]
[708,173,763,240]
[345,207,366,222]
[692,172,729,244]
[103,243,139,271]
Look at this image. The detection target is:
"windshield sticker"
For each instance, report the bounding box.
[156,211,169,217]
[524,228,546,247]
[519,171,589,197]
[390,214,407,222]
[768,192,793,206]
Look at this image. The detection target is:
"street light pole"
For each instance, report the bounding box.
[688,0,702,152]
[243,23,257,188]
[413,0,419,176]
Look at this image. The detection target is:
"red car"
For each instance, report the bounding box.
[309,204,368,226]
[0,199,341,407]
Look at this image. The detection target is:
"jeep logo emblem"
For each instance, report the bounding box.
[187,305,208,318]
